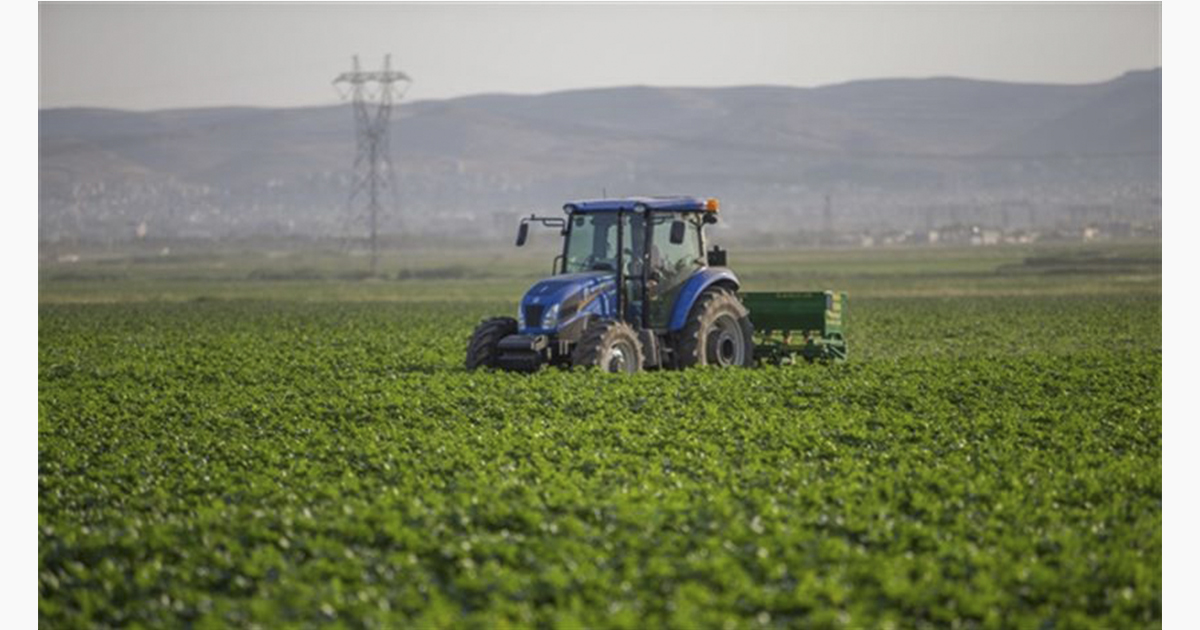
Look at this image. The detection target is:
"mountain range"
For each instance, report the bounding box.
[39,68,1161,242]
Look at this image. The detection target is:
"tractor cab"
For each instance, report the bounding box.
[468,196,752,373]
[558,201,707,328]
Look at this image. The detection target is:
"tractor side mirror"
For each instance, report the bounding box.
[515,222,529,247]
[707,246,727,267]
[669,220,687,245]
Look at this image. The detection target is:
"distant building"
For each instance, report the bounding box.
[971,229,1001,246]
[1004,230,1040,244]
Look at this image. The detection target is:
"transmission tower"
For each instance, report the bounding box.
[333,55,411,274]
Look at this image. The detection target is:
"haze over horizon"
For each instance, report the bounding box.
[38,3,1162,246]
[40,3,1161,111]
[39,69,1162,244]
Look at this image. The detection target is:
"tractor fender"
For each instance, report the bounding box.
[667,268,741,332]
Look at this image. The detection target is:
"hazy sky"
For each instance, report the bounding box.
[39,2,1161,111]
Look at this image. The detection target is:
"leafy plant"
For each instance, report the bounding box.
[39,295,1161,627]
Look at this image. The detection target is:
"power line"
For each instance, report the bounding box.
[333,54,411,275]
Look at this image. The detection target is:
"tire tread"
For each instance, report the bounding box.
[571,319,644,372]
[674,288,754,368]
[465,317,518,370]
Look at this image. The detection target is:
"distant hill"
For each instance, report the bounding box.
[988,69,1161,156]
[39,69,1161,242]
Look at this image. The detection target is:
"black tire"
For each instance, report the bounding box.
[674,288,755,368]
[465,317,518,370]
[571,320,644,373]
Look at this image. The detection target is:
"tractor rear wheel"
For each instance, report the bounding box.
[675,288,755,368]
[572,320,644,373]
[465,317,518,370]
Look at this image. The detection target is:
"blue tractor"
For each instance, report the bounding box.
[463,195,849,374]
[466,196,847,372]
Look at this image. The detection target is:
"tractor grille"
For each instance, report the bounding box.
[524,304,545,328]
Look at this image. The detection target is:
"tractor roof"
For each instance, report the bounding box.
[565,196,713,213]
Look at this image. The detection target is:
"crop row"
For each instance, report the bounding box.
[38,296,1161,627]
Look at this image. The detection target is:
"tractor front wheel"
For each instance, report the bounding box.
[675,288,755,368]
[465,317,518,370]
[572,320,644,373]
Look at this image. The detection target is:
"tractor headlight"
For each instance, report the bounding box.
[517,307,526,328]
[541,303,560,329]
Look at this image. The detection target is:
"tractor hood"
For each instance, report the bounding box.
[519,271,616,332]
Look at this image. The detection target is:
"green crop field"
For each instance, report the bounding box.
[38,242,1161,628]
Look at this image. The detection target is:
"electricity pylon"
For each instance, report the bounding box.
[334,55,411,275]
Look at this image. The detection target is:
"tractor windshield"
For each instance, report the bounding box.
[563,213,645,274]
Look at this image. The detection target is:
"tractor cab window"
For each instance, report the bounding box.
[565,213,620,273]
[650,213,703,279]
[645,213,704,326]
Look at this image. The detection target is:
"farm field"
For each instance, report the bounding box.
[38,242,1161,627]
[38,239,1161,303]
